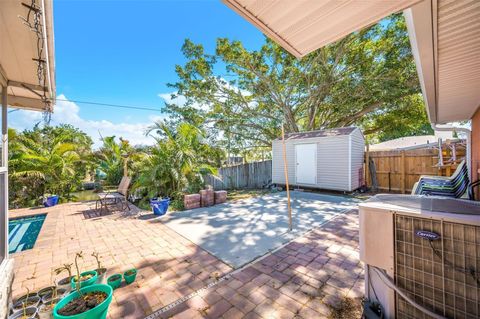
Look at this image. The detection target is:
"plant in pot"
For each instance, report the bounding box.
[106,274,122,290]
[53,252,113,319]
[39,297,61,319]
[123,269,137,285]
[38,281,60,319]
[91,252,107,284]
[43,194,60,207]
[38,281,67,304]
[54,263,74,293]
[8,307,38,319]
[11,287,40,315]
[41,287,67,304]
[37,286,56,300]
[69,252,97,290]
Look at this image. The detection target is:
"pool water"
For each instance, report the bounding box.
[8,214,46,254]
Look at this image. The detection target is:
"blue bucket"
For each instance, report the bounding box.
[44,195,59,207]
[150,198,170,216]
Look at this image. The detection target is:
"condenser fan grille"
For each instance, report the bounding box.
[394,215,480,319]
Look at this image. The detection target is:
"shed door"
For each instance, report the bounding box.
[295,144,317,184]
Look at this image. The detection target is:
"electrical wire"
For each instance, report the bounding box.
[55,98,163,112]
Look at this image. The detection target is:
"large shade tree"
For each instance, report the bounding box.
[165,14,431,149]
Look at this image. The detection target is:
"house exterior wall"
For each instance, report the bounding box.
[350,129,366,191]
[472,108,480,197]
[272,133,355,191]
[0,259,14,319]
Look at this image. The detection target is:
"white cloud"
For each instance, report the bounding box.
[158,78,252,112]
[9,94,162,148]
[158,92,210,111]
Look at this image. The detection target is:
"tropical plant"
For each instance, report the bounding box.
[95,136,142,185]
[9,125,93,207]
[133,122,221,204]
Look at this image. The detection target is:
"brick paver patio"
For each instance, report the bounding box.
[152,210,364,318]
[10,201,364,319]
[10,202,232,319]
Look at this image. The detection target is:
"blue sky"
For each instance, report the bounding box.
[11,0,265,147]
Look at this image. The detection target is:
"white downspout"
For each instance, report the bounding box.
[432,123,472,180]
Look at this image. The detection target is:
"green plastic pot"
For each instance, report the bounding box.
[53,284,112,319]
[123,269,137,285]
[106,274,122,290]
[70,271,97,290]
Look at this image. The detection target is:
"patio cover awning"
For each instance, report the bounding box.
[0,0,56,112]
[223,0,480,124]
[222,0,422,58]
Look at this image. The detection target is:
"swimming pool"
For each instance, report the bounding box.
[8,214,46,254]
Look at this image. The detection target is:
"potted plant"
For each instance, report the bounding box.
[38,297,61,319]
[8,306,38,319]
[53,252,113,319]
[54,264,74,293]
[106,274,122,290]
[69,252,97,289]
[91,252,107,284]
[41,288,67,304]
[37,286,56,300]
[12,288,40,313]
[39,280,66,304]
[43,194,59,207]
[123,269,137,285]
[37,282,65,302]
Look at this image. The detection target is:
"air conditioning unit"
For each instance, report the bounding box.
[359,195,480,319]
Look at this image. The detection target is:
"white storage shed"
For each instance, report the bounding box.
[272,127,365,192]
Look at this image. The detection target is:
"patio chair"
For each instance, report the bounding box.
[411,161,470,198]
[96,176,131,212]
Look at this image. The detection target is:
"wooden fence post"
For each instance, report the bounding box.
[365,144,370,187]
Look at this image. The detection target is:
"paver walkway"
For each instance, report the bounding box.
[156,210,364,319]
[10,202,232,319]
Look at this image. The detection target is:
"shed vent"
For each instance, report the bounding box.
[394,215,480,319]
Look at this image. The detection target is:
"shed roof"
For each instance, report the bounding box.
[276,127,357,141]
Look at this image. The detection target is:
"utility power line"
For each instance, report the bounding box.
[55,98,163,112]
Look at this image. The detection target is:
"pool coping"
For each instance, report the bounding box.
[8,205,64,256]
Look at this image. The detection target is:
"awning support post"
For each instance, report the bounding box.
[281,124,292,231]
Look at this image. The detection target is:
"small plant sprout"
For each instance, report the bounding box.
[54,263,73,279]
[74,251,84,295]
[22,287,30,317]
[53,279,58,300]
[92,251,102,270]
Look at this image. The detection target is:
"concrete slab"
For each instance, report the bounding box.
[162,191,360,268]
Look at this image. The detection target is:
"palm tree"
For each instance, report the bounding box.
[95,136,143,185]
[134,122,219,199]
[9,125,91,206]
[9,126,91,206]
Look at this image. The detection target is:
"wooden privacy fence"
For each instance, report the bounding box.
[206,160,272,190]
[367,148,444,193]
